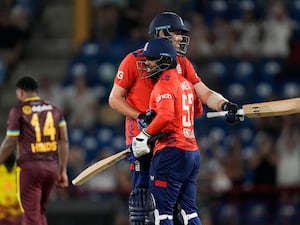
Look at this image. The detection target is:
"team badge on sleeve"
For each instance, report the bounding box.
[22,106,32,115]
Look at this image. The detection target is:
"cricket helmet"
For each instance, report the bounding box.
[136,38,177,79]
[148,12,190,55]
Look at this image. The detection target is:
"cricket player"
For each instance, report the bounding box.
[0,76,69,225]
[132,37,202,225]
[0,153,22,225]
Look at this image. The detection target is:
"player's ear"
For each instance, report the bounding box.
[16,88,21,97]
[16,89,25,100]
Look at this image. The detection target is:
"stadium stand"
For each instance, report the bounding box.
[0,1,300,224]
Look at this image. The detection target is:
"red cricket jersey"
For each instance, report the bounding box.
[146,68,203,154]
[113,49,202,146]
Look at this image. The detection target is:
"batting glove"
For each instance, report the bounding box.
[137,109,156,131]
[222,101,243,123]
[132,130,151,157]
[222,101,239,112]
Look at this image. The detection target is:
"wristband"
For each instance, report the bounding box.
[207,92,228,111]
[142,129,151,137]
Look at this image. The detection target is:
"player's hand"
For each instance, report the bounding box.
[222,101,243,123]
[56,171,68,188]
[132,130,151,157]
[137,109,156,131]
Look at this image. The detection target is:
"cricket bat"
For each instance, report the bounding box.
[207,97,300,118]
[72,148,131,185]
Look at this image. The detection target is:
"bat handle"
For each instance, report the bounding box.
[206,109,244,118]
[206,111,227,118]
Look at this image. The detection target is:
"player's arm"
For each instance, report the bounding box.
[145,87,174,136]
[146,105,173,136]
[109,84,141,119]
[0,136,17,164]
[132,97,173,158]
[57,122,69,188]
[195,82,241,123]
[193,82,228,111]
[182,57,230,111]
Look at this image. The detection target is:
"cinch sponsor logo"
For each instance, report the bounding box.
[32,105,53,112]
[156,93,172,102]
[181,81,191,90]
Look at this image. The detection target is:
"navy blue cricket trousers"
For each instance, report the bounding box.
[149,147,202,225]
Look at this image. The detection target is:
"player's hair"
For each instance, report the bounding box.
[16,76,39,92]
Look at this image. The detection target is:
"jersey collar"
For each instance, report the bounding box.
[25,96,41,102]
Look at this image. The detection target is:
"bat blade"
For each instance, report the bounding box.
[206,97,300,119]
[72,148,131,186]
[242,97,300,118]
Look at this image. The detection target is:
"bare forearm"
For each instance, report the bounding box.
[109,85,141,119]
[206,91,228,111]
[0,137,16,163]
[109,95,140,119]
[59,140,69,173]
[194,82,227,111]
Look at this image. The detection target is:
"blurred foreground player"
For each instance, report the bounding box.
[0,153,22,225]
[0,76,69,225]
[132,37,203,225]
